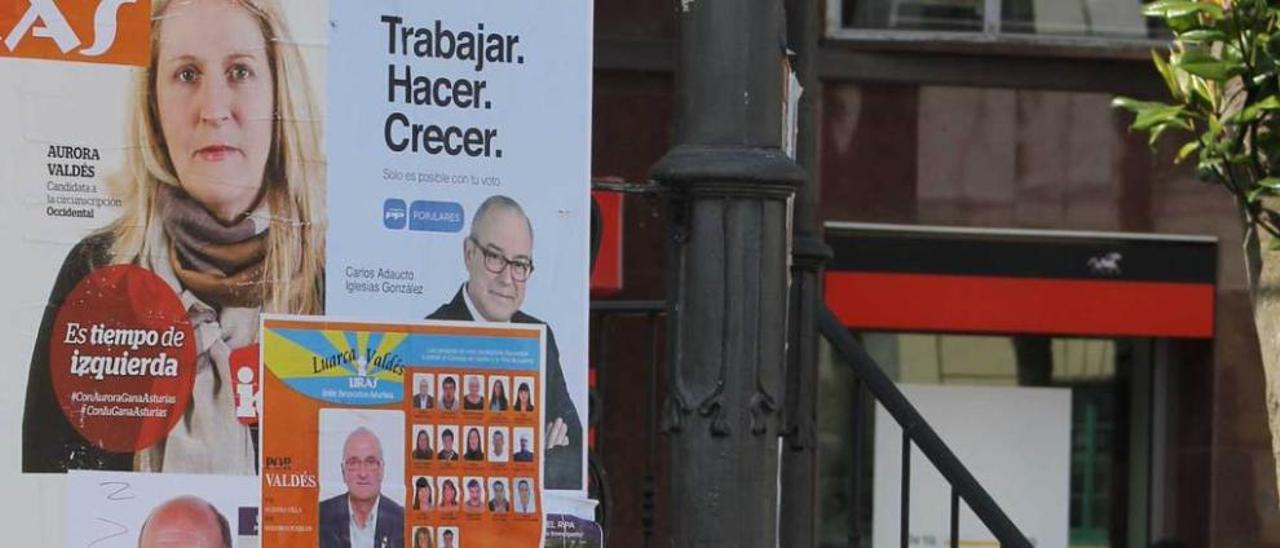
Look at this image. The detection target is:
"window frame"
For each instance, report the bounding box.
[825,0,1170,58]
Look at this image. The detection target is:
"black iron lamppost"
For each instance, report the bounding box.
[651,0,802,545]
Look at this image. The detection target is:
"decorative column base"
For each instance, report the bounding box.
[653,146,801,547]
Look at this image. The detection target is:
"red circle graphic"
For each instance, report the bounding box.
[49,265,196,453]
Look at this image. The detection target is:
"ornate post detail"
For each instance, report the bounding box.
[651,0,802,545]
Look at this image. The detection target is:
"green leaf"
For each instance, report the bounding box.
[1248,179,1280,204]
[1142,0,1224,18]
[1188,84,1215,112]
[1113,97,1183,134]
[1111,96,1167,113]
[1178,29,1228,43]
[1166,10,1211,32]
[1238,95,1280,123]
[1228,152,1253,165]
[1112,98,1191,129]
[1147,114,1196,146]
[1175,49,1245,81]
[1177,140,1201,163]
[1150,123,1169,146]
[1208,114,1223,139]
[1249,185,1274,203]
[1187,160,1218,181]
[1193,77,1218,111]
[1195,159,1224,183]
[1134,104,1190,131]
[1152,50,1185,101]
[1257,177,1280,190]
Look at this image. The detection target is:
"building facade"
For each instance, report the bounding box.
[590,0,1274,546]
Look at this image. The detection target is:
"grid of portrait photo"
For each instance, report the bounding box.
[406,370,540,543]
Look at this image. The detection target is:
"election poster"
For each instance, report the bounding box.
[65,470,261,548]
[2,0,328,544]
[322,0,593,506]
[2,0,593,543]
[259,316,546,547]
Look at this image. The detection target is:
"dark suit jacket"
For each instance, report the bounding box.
[428,286,584,490]
[412,393,433,409]
[318,493,405,548]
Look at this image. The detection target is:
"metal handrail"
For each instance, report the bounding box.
[817,305,1033,548]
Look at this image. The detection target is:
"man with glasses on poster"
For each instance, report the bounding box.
[428,195,583,490]
[319,427,405,548]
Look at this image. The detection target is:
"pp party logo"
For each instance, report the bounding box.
[1,0,150,66]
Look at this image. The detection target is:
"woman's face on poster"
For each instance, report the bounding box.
[467,429,480,451]
[416,431,429,450]
[517,384,530,405]
[155,0,274,222]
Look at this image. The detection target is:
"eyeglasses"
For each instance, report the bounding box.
[344,456,383,471]
[469,237,534,281]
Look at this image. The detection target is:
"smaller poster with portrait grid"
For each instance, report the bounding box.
[259,315,545,547]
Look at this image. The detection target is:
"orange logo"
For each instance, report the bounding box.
[0,0,150,66]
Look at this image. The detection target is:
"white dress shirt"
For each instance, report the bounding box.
[348,495,381,548]
[515,495,535,513]
[462,283,508,323]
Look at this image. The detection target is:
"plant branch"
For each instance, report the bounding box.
[1222,162,1250,202]
[1234,2,1257,77]
[1259,206,1280,240]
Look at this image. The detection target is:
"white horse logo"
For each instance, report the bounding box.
[1087,252,1122,276]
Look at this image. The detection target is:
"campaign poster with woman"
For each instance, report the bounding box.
[19,0,325,475]
[1,0,326,544]
[2,0,594,543]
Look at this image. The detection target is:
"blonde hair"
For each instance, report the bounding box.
[107,0,325,314]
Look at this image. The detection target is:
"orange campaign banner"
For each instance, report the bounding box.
[0,0,151,66]
[260,316,545,548]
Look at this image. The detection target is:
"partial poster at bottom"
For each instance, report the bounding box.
[259,316,546,547]
[66,471,261,547]
[544,514,604,547]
